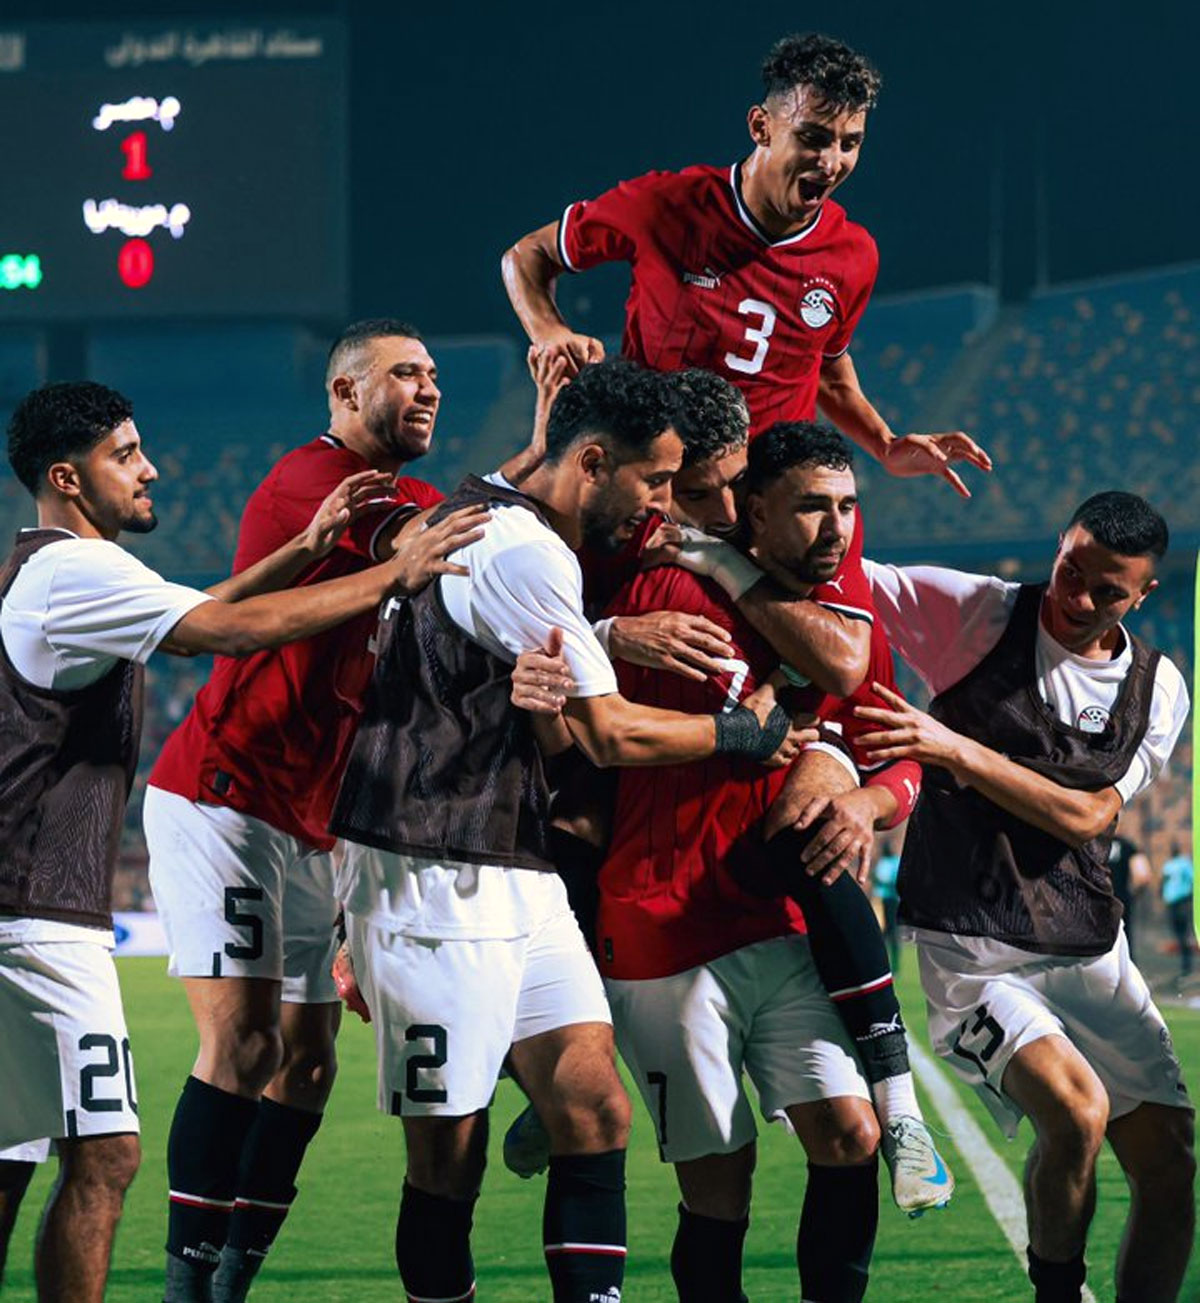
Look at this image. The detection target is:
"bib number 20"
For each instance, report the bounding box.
[724,298,776,375]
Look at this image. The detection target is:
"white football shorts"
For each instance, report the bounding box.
[605,934,870,1164]
[144,786,339,1003]
[0,928,139,1148]
[915,924,1192,1138]
[347,904,611,1117]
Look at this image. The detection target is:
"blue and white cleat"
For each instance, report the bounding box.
[502,1103,551,1179]
[881,1116,955,1217]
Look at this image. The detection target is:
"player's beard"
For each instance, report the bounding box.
[768,540,843,586]
[123,509,159,534]
[580,487,642,555]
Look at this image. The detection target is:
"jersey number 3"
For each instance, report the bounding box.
[724,298,776,376]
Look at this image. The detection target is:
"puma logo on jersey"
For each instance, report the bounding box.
[682,266,722,289]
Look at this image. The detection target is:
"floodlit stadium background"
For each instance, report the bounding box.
[0,2,1197,1298]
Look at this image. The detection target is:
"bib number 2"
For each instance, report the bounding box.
[724,298,776,375]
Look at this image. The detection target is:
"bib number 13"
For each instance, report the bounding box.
[724,298,777,375]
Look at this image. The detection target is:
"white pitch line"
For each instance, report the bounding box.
[909,1037,1097,1303]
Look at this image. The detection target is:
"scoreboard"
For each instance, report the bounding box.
[0,17,347,320]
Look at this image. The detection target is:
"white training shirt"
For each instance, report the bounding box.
[1,530,212,691]
[863,560,1189,805]
[339,477,619,940]
[0,529,211,943]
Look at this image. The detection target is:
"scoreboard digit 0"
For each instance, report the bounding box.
[0,18,347,319]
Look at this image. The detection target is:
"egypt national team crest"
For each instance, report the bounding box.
[1077,704,1110,734]
[799,282,838,330]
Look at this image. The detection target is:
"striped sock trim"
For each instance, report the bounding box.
[232,1195,293,1212]
[828,973,894,1001]
[543,1242,628,1257]
[168,1189,236,1210]
[405,1285,476,1303]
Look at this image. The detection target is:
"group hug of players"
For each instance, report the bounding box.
[0,31,1193,1303]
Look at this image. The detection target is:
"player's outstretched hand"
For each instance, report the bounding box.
[534,325,606,378]
[388,504,490,595]
[855,681,964,766]
[331,942,371,1023]
[608,610,735,681]
[303,469,397,557]
[512,627,573,714]
[505,347,574,486]
[882,431,993,498]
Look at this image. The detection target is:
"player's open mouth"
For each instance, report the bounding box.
[404,411,434,427]
[797,178,828,203]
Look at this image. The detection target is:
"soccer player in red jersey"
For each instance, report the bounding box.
[596,423,940,1300]
[144,320,487,1303]
[504,32,991,495]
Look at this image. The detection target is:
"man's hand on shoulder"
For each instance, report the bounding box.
[609,610,734,682]
[301,469,397,558]
[386,505,490,595]
[533,324,605,378]
[881,431,993,499]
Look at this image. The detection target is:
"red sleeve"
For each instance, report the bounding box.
[559,172,671,273]
[823,231,878,359]
[810,512,874,624]
[864,760,921,828]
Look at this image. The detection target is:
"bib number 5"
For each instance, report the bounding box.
[724,298,777,376]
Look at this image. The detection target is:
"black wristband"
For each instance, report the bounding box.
[712,703,790,760]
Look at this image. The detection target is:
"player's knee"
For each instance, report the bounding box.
[278,1038,338,1103]
[803,1105,880,1167]
[545,1074,631,1152]
[225,1023,285,1091]
[594,1079,632,1149]
[1132,1112,1196,1198]
[1041,1091,1109,1161]
[63,1133,141,1196]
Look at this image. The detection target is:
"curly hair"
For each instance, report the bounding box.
[761,33,881,113]
[7,381,134,495]
[544,359,675,464]
[744,420,853,496]
[669,369,750,468]
[1068,491,1168,560]
[325,317,424,387]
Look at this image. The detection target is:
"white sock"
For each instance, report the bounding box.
[872,1072,920,1128]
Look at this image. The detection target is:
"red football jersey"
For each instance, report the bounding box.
[560,164,878,436]
[597,546,899,981]
[149,435,443,850]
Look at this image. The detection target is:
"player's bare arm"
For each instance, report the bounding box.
[206,469,396,601]
[818,351,992,497]
[501,220,605,375]
[606,609,737,682]
[158,505,488,658]
[856,682,1123,846]
[661,527,870,695]
[562,685,810,770]
[499,347,572,487]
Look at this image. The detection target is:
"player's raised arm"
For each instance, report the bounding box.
[818,351,992,497]
[501,219,605,376]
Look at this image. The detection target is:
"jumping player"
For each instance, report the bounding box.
[503,31,990,493]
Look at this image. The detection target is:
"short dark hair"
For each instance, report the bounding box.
[544,359,675,464]
[669,369,749,468]
[1067,491,1168,560]
[762,33,881,113]
[744,421,853,496]
[325,317,424,387]
[7,381,134,496]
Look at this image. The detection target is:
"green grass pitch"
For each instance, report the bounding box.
[3,954,1197,1300]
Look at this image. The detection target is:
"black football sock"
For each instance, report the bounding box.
[0,1158,36,1284]
[670,1203,749,1302]
[165,1076,259,1302]
[772,829,911,1086]
[543,1150,627,1302]
[1027,1246,1087,1303]
[796,1161,878,1303]
[549,826,605,955]
[395,1182,477,1302]
[212,1097,323,1302]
